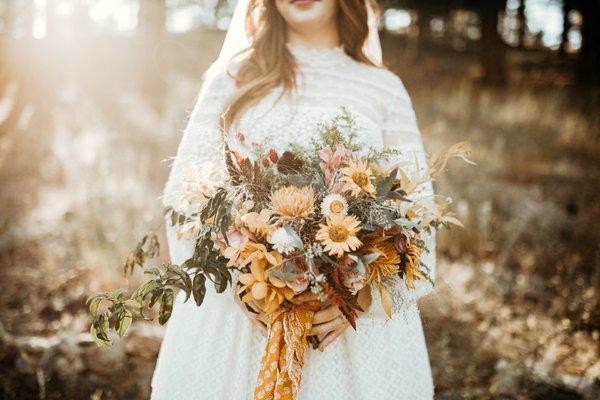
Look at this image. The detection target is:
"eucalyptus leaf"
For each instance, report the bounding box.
[362,251,381,266]
[348,254,366,275]
[283,225,304,249]
[269,269,303,282]
[394,218,419,230]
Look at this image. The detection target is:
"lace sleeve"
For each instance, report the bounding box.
[381,75,436,303]
[162,65,236,265]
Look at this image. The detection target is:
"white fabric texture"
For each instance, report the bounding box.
[152,44,435,399]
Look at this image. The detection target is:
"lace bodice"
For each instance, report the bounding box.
[162,43,436,311]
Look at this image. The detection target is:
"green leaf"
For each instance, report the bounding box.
[347,254,366,275]
[131,280,159,302]
[149,289,163,308]
[376,167,398,197]
[124,299,143,318]
[192,274,207,306]
[165,264,192,301]
[394,218,419,230]
[158,289,174,325]
[87,296,103,317]
[90,313,111,347]
[269,269,302,282]
[362,251,381,266]
[115,309,133,338]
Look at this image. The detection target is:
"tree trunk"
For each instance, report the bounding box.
[577,0,600,86]
[416,5,432,60]
[560,0,572,55]
[517,0,526,47]
[480,0,507,86]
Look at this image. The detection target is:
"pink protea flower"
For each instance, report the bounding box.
[319,145,352,172]
[319,145,353,189]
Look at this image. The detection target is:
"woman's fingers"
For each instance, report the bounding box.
[318,323,349,352]
[255,312,268,324]
[249,316,268,337]
[309,314,346,336]
[294,292,318,303]
[234,291,268,337]
[313,305,342,325]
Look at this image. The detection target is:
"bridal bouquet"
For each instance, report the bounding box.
[87,111,472,399]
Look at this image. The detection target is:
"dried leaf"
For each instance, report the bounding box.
[378,285,393,318]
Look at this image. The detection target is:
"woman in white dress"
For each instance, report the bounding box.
[152,0,436,399]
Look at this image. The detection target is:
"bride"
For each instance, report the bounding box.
[152,0,436,399]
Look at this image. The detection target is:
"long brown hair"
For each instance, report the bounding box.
[221,0,380,132]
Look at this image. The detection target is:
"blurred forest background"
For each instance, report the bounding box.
[0,0,599,399]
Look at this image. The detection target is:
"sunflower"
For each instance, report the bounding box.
[362,234,401,284]
[316,214,362,258]
[340,159,376,197]
[270,186,315,218]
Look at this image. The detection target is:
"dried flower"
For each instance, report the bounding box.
[268,149,279,163]
[270,186,315,218]
[319,145,352,171]
[268,227,297,255]
[342,269,367,295]
[393,234,409,253]
[238,254,293,314]
[402,240,426,289]
[276,151,304,174]
[320,193,348,217]
[241,209,275,237]
[363,235,401,284]
[340,159,376,197]
[315,214,362,258]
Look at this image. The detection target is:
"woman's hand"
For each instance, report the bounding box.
[310,304,348,352]
[310,286,372,352]
[233,289,268,337]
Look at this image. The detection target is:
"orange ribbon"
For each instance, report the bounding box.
[253,299,320,400]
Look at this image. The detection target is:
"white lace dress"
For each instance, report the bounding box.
[151,44,436,400]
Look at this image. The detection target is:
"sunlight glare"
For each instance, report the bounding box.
[88,0,138,32]
[384,9,412,32]
[33,0,47,39]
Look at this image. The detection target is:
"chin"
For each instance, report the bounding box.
[276,0,337,30]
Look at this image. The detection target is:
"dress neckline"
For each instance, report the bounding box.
[286,42,349,67]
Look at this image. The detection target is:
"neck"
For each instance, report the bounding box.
[287,24,340,50]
